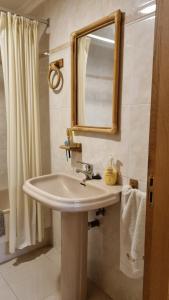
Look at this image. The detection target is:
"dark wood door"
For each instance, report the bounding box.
[143,0,169,299]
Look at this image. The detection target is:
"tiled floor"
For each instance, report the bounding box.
[0,247,112,300]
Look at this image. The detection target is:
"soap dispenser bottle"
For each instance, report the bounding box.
[104,156,117,185]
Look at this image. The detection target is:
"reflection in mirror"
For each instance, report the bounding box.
[78,24,115,127]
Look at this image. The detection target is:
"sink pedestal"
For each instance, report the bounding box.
[23,173,121,299]
[61,212,88,300]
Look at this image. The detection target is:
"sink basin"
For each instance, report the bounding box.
[23,172,121,300]
[23,173,121,212]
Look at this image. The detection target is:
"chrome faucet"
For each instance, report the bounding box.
[76,161,94,181]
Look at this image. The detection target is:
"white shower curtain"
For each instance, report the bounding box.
[0,12,44,253]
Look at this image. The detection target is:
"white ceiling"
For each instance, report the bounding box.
[0,0,45,13]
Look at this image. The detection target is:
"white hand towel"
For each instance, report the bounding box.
[120,186,146,279]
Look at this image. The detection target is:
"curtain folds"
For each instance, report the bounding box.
[0,12,44,253]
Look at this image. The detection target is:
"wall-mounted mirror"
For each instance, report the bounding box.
[71,10,122,134]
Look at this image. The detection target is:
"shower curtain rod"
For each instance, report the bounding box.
[0,6,49,26]
[40,11,155,57]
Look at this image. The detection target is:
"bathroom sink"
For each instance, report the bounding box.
[23,172,121,300]
[23,173,121,212]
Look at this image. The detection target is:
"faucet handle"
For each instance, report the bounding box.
[76,161,93,172]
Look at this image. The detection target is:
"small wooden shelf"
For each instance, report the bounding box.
[60,143,82,152]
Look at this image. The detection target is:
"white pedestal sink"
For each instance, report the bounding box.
[23,173,121,300]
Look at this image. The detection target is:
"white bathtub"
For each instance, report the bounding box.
[0,188,52,263]
[0,188,11,262]
[0,188,9,243]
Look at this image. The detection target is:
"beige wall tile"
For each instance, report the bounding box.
[31,0,155,299]
[128,104,150,181]
[122,18,155,105]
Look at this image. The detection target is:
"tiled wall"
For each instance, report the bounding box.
[33,1,155,299]
[0,64,7,190]
[39,33,51,175]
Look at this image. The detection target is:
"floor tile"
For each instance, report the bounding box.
[0,257,17,273]
[0,248,112,300]
[88,280,112,300]
[45,247,60,269]
[0,254,60,300]
[43,292,59,300]
[0,273,18,300]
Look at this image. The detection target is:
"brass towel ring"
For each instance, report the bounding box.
[48,62,61,90]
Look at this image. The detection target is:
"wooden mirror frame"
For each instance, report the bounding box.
[71,10,122,134]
